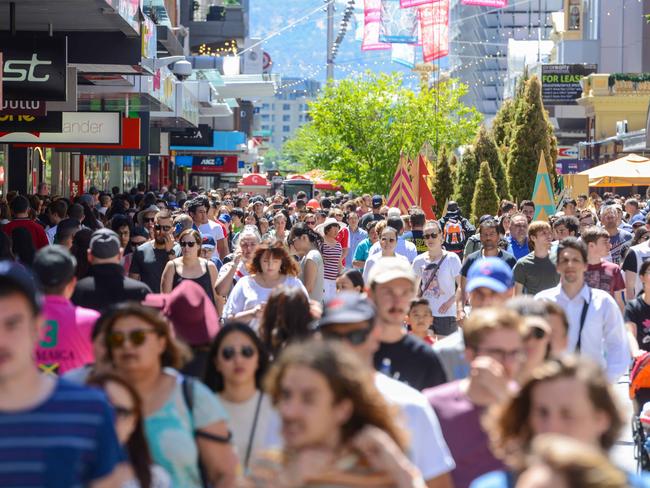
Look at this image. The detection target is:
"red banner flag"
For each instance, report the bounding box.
[363,0,391,51]
[419,0,449,62]
[417,154,437,219]
[461,0,507,7]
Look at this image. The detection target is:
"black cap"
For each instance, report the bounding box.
[372,195,383,208]
[0,260,42,312]
[32,245,77,288]
[316,293,376,330]
[89,229,121,259]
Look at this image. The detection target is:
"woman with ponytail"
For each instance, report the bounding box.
[288,222,325,303]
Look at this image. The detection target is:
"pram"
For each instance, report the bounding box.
[629,352,650,472]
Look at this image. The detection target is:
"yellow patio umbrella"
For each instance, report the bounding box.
[578,153,650,187]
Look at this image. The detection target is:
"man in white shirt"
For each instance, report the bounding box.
[188,198,228,259]
[368,216,418,263]
[535,237,630,382]
[316,292,455,488]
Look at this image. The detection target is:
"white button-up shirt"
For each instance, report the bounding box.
[535,283,630,382]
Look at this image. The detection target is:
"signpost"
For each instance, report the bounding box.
[541,64,597,105]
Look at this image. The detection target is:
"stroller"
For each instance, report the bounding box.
[629,352,650,472]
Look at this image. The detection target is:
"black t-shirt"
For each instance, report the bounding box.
[625,296,650,351]
[404,230,427,254]
[373,334,447,391]
[130,241,181,293]
[460,249,517,277]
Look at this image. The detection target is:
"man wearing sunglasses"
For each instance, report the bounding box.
[0,261,126,487]
[130,209,180,293]
[316,293,456,488]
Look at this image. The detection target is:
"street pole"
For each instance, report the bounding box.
[326,0,334,81]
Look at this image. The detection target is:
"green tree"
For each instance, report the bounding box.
[506,75,558,202]
[454,147,480,217]
[473,126,510,201]
[431,146,454,213]
[491,98,515,150]
[283,73,482,194]
[471,161,500,222]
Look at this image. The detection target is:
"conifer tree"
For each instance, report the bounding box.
[473,126,510,201]
[471,161,500,223]
[506,75,558,202]
[432,146,455,213]
[454,147,480,217]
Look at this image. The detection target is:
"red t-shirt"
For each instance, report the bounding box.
[584,261,626,296]
[336,227,350,267]
[3,218,49,249]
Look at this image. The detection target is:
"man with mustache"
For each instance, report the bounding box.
[368,257,447,391]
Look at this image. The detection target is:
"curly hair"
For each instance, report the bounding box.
[247,240,300,276]
[265,339,407,449]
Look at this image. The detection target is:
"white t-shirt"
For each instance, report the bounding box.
[199,221,225,251]
[216,392,278,470]
[223,275,309,329]
[412,251,462,318]
[368,236,418,263]
[374,373,455,480]
[363,253,409,284]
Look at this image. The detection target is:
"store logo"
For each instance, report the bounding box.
[3,54,53,82]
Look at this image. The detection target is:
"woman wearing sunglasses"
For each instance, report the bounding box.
[88,372,172,488]
[160,229,219,307]
[362,226,406,284]
[411,220,462,337]
[203,323,278,473]
[102,303,237,488]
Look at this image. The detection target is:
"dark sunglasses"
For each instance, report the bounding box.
[143,217,155,223]
[423,233,438,240]
[321,325,373,346]
[154,224,172,232]
[108,329,157,348]
[113,405,135,419]
[526,327,547,340]
[221,345,256,360]
[180,241,197,248]
[304,220,316,225]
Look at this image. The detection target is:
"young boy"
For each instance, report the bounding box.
[407,298,437,345]
[582,225,626,311]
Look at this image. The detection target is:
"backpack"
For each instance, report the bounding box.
[443,218,466,247]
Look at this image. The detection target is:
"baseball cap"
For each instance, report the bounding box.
[372,195,383,208]
[89,229,121,259]
[218,214,231,224]
[0,260,42,312]
[466,257,514,294]
[631,213,645,227]
[202,235,216,249]
[367,257,416,286]
[32,245,77,288]
[316,293,376,329]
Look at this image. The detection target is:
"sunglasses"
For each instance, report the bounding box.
[180,241,197,248]
[108,329,158,348]
[221,345,256,360]
[526,327,547,340]
[321,325,373,346]
[154,224,172,232]
[113,405,135,419]
[143,217,155,223]
[423,233,438,240]
[305,220,316,225]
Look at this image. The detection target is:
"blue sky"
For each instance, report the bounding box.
[249,0,422,84]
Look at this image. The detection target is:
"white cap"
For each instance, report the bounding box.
[367,257,416,286]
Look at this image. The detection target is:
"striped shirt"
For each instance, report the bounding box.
[0,379,124,488]
[321,241,343,281]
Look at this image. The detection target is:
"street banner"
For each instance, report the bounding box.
[461,0,508,7]
[388,154,417,214]
[363,0,391,51]
[401,0,437,8]
[419,0,449,62]
[380,0,418,43]
[416,153,437,219]
[391,43,416,67]
[532,152,556,221]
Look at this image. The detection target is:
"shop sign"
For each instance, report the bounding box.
[0,112,120,144]
[556,159,593,174]
[177,85,199,128]
[541,64,597,105]
[192,155,238,173]
[557,145,579,160]
[170,124,212,147]
[142,14,157,60]
[0,111,63,132]
[0,34,67,101]
[1,99,47,116]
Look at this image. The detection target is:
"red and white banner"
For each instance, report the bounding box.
[461,0,508,7]
[362,0,391,51]
[419,0,449,62]
[400,0,435,8]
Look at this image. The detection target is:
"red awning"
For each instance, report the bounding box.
[239,173,269,186]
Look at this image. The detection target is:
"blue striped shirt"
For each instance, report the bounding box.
[0,379,124,488]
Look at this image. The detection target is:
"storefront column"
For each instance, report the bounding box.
[7,146,28,195]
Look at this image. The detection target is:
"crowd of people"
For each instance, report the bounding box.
[1,182,650,487]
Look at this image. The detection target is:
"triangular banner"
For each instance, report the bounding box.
[532,152,556,221]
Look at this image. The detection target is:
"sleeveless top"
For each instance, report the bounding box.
[172,259,216,305]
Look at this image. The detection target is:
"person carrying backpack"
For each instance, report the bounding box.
[439,201,475,260]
